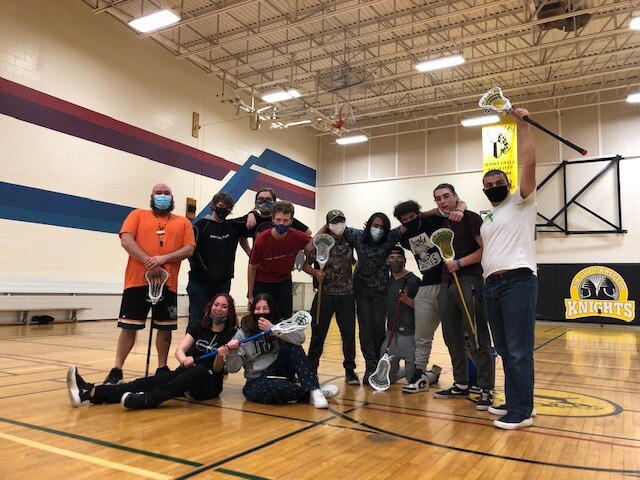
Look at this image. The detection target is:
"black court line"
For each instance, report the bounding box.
[215,467,270,479]
[175,404,363,479]
[340,396,640,444]
[330,405,640,475]
[533,331,567,351]
[0,416,202,467]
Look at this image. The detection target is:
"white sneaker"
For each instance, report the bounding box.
[309,388,328,408]
[320,384,340,399]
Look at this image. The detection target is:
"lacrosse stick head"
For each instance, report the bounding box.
[313,234,335,269]
[271,310,312,336]
[430,228,456,261]
[368,354,392,392]
[479,87,512,114]
[145,267,169,305]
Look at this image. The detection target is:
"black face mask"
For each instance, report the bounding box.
[214,206,230,219]
[256,199,273,215]
[210,314,227,325]
[403,216,421,233]
[484,185,509,203]
[389,260,404,273]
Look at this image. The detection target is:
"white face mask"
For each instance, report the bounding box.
[328,222,346,236]
[370,227,383,241]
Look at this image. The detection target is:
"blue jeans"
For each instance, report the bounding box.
[484,270,537,417]
[186,279,231,330]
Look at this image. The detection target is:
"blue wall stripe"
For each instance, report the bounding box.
[0,182,132,233]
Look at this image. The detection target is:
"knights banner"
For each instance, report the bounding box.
[482,121,518,193]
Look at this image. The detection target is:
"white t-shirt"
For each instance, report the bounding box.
[480,188,537,279]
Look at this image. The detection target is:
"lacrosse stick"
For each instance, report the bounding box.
[196,310,312,363]
[430,229,481,352]
[312,234,335,324]
[479,87,587,156]
[144,267,169,377]
[369,277,408,392]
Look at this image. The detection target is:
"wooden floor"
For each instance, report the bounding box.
[1,318,639,479]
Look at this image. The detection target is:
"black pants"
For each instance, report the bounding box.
[91,365,223,407]
[354,280,387,375]
[243,342,319,405]
[254,278,293,318]
[308,292,356,371]
[438,275,495,389]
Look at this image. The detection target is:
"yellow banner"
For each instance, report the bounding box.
[482,121,518,193]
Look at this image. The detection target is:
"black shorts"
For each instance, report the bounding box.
[117,286,178,331]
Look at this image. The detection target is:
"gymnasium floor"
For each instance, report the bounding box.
[0,318,638,479]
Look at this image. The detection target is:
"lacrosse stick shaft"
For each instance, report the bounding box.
[452,272,476,336]
[196,328,273,363]
[145,326,154,377]
[522,115,587,156]
[315,280,323,325]
[383,284,405,354]
[470,284,481,352]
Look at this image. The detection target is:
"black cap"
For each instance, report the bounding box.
[387,245,405,258]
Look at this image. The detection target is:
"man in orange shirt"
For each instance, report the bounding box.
[104,183,195,385]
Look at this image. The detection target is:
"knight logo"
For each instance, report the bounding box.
[564,266,635,322]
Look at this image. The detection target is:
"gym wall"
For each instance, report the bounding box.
[0,0,318,322]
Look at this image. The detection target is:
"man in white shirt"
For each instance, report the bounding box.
[480,108,538,430]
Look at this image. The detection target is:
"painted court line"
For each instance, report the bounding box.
[0,431,171,479]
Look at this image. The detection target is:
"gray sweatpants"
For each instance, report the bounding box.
[413,284,441,371]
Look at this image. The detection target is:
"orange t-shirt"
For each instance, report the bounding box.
[120,209,195,292]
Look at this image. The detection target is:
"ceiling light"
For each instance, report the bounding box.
[415,55,465,72]
[261,89,301,103]
[285,119,312,127]
[336,134,368,145]
[630,16,640,30]
[627,93,640,103]
[461,115,500,127]
[129,10,180,33]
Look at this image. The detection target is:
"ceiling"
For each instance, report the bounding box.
[82,0,640,139]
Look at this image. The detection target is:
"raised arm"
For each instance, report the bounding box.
[511,108,536,199]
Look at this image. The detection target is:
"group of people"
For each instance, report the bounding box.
[67,108,539,430]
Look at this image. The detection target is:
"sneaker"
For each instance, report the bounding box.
[67,366,94,407]
[309,388,328,409]
[321,384,340,399]
[488,404,537,417]
[155,366,171,375]
[345,369,360,385]
[493,413,533,430]
[402,369,429,394]
[104,367,123,386]
[475,389,493,411]
[469,385,482,395]
[434,384,470,398]
[121,392,149,410]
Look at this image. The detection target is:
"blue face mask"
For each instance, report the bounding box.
[153,194,172,210]
[256,199,274,215]
[370,227,383,241]
[273,223,290,235]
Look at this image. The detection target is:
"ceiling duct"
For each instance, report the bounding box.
[317,64,372,93]
[536,1,592,32]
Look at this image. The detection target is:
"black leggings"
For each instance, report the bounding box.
[92,365,223,408]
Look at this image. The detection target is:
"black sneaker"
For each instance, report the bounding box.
[345,369,360,385]
[155,366,171,375]
[121,392,149,410]
[476,389,493,410]
[493,412,533,430]
[434,384,470,398]
[402,369,429,394]
[67,366,94,407]
[103,367,123,386]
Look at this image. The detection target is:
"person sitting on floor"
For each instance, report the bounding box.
[225,293,339,408]
[67,293,237,410]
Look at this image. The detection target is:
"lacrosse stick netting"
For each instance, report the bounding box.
[197,311,312,362]
[478,86,587,156]
[430,229,477,337]
[145,267,169,305]
[312,234,335,269]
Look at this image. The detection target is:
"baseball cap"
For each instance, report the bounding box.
[387,245,406,258]
[326,209,346,223]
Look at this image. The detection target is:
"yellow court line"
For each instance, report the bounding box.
[0,431,172,480]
